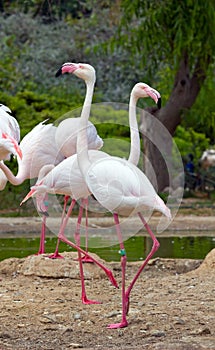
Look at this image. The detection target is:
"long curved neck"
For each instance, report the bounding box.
[77,79,95,175]
[0,161,23,185]
[128,93,140,166]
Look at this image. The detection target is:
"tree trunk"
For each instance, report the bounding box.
[140,109,174,192]
[140,53,210,191]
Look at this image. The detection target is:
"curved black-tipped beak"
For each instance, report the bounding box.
[55,67,62,77]
[157,97,162,109]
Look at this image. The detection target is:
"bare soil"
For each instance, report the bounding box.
[0,204,215,350]
[0,251,215,349]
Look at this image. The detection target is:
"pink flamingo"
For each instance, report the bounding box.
[0,109,103,255]
[0,120,64,254]
[68,63,171,328]
[21,63,167,317]
[0,103,22,161]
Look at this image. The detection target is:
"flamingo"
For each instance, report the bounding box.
[0,104,22,161]
[21,150,119,302]
[0,169,7,191]
[60,63,171,328]
[21,63,164,310]
[0,104,22,190]
[0,119,64,254]
[54,69,103,261]
[55,116,103,158]
[0,100,103,253]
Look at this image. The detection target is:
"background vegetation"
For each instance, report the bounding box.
[0,0,214,212]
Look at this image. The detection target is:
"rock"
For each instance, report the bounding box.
[0,252,108,280]
[193,327,211,335]
[175,259,201,274]
[73,313,82,320]
[174,318,185,325]
[189,248,215,275]
[68,343,83,349]
[150,330,166,337]
[0,257,24,275]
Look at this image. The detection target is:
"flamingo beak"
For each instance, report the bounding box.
[14,142,23,160]
[55,67,62,77]
[157,97,162,109]
[2,133,23,160]
[55,63,79,77]
[20,188,36,206]
[145,87,161,108]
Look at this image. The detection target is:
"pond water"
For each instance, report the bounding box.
[1,234,215,262]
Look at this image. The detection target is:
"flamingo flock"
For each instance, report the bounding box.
[0,62,171,328]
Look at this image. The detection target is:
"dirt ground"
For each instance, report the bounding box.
[0,251,214,350]
[0,207,215,350]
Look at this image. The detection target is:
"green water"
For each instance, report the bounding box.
[1,235,215,262]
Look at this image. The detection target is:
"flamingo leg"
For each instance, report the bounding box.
[37,214,46,255]
[125,212,160,314]
[51,199,118,289]
[81,198,94,263]
[107,213,128,329]
[49,197,75,259]
[36,193,49,255]
[61,195,71,222]
[57,227,118,289]
[74,202,101,304]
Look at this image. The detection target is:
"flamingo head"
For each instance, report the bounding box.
[20,181,46,206]
[56,62,96,84]
[0,104,13,116]
[132,83,161,109]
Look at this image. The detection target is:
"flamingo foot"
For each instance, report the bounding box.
[81,255,94,263]
[82,295,102,305]
[107,320,128,329]
[74,255,94,263]
[35,251,45,256]
[48,252,64,259]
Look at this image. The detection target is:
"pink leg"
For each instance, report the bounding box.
[36,214,46,255]
[36,193,49,255]
[49,197,75,259]
[61,195,71,223]
[81,198,94,263]
[57,231,118,288]
[74,203,101,305]
[125,212,160,314]
[50,199,118,289]
[108,213,128,329]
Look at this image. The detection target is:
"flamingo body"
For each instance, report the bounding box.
[0,104,22,160]
[55,118,103,157]
[86,157,171,218]
[25,150,109,203]
[18,120,64,180]
[0,104,20,142]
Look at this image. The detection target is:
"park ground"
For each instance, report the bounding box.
[0,197,215,350]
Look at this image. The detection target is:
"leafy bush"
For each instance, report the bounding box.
[173,126,210,167]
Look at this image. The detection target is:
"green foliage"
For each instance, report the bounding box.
[0,3,214,209]
[173,125,210,166]
[119,0,215,73]
[180,66,215,142]
[0,89,83,137]
[0,161,33,213]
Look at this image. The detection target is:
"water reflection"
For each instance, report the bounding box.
[0,235,215,262]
